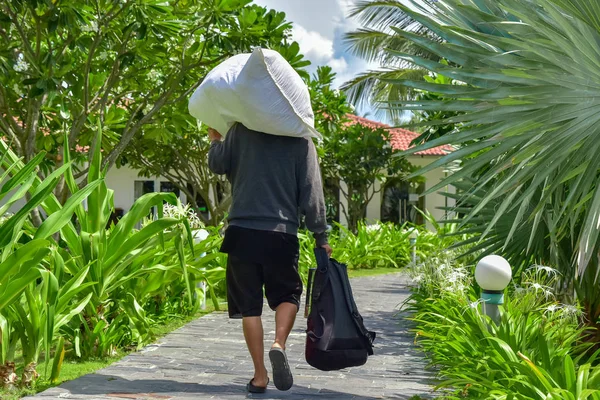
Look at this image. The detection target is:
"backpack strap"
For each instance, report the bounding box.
[314,247,329,272]
[334,260,376,355]
[309,248,330,309]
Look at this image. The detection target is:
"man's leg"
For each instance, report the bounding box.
[242,317,268,387]
[273,302,297,350]
[226,255,269,389]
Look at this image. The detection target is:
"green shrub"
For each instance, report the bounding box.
[408,253,600,399]
[0,133,226,388]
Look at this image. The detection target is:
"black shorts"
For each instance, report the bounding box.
[221,226,303,319]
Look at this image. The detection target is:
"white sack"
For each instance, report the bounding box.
[188,48,320,139]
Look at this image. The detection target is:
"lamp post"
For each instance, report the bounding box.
[474,255,512,325]
[192,228,210,310]
[409,229,418,264]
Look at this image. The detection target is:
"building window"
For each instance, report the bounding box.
[381,178,425,225]
[134,180,155,201]
[160,181,180,198]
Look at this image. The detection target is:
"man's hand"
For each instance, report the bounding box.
[321,244,333,258]
[208,128,223,142]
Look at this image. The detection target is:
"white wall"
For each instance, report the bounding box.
[104,165,184,212]
[356,155,455,231]
[365,181,381,225]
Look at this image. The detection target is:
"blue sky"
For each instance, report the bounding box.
[252,0,378,98]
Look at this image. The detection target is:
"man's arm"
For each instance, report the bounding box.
[298,139,329,249]
[207,128,231,175]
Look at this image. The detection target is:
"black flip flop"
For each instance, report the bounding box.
[269,347,293,391]
[247,377,269,394]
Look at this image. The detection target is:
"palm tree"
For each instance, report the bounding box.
[381,0,600,337]
[342,0,438,122]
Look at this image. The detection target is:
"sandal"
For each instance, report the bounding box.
[269,347,293,391]
[247,377,269,393]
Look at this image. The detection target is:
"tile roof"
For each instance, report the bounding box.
[344,114,453,156]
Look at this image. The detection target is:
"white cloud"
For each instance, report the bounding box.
[290,24,349,78]
[335,0,361,30]
[291,25,335,62]
[328,57,349,73]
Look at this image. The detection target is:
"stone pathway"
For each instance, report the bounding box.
[27,274,434,399]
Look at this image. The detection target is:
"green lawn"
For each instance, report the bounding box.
[347,267,404,278]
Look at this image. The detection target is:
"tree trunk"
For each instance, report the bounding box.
[345,184,369,233]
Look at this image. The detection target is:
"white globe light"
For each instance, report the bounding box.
[475,255,512,291]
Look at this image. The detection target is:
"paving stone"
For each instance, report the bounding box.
[25,274,435,399]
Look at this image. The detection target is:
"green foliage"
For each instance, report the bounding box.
[408,254,600,398]
[297,220,451,279]
[309,66,416,231]
[375,0,600,340]
[0,134,226,388]
[0,0,305,215]
[409,70,462,145]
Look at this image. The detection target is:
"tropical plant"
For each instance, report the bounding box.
[372,0,600,341]
[342,0,434,121]
[0,127,207,386]
[408,253,600,398]
[310,67,416,232]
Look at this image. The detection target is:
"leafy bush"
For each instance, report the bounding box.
[408,253,600,399]
[0,133,226,389]
[298,219,453,275]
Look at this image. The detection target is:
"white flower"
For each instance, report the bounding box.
[531,283,543,290]
[148,70,162,83]
[13,54,29,72]
[333,89,340,97]
[545,304,560,313]
[366,224,382,232]
[348,104,355,113]
[529,265,560,276]
[562,305,580,316]
[12,84,23,97]
[81,20,99,33]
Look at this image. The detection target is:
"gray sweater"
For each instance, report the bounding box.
[208,123,328,246]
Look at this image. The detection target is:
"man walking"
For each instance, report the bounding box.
[207,123,332,393]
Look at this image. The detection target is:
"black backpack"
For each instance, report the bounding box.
[304,248,376,371]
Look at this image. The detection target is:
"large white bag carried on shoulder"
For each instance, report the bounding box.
[188,48,320,139]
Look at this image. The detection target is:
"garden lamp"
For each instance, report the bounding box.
[409,229,418,264]
[193,228,210,310]
[474,255,512,325]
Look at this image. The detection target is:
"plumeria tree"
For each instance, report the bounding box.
[0,0,300,211]
[310,66,416,232]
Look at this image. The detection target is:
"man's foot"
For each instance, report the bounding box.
[269,346,293,391]
[247,377,269,393]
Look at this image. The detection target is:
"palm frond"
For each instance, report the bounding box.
[348,0,433,34]
[390,0,600,281]
[341,68,426,122]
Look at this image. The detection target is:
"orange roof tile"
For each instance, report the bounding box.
[345,114,452,156]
